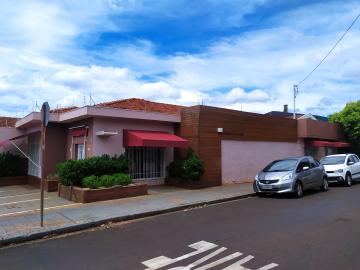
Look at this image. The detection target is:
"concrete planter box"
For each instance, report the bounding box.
[165,177,216,189]
[27,175,59,192]
[58,182,148,203]
[0,176,28,187]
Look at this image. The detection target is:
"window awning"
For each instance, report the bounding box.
[124,130,189,148]
[307,140,351,148]
[70,128,87,137]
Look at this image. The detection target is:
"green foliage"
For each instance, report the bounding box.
[82,175,101,189]
[57,154,131,186]
[0,152,28,177]
[167,148,205,181]
[167,159,183,178]
[329,100,360,141]
[82,173,132,189]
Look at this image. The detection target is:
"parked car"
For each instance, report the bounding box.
[320,154,360,186]
[253,156,328,198]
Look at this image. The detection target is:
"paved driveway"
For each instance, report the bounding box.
[0,185,75,217]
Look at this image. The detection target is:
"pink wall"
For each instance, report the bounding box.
[0,127,26,154]
[221,140,305,184]
[45,124,67,177]
[92,117,176,185]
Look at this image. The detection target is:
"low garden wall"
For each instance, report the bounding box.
[165,178,217,189]
[0,176,28,187]
[0,175,59,192]
[58,182,148,203]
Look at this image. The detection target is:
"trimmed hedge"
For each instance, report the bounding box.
[167,148,205,181]
[57,154,131,186]
[0,152,28,177]
[82,173,132,189]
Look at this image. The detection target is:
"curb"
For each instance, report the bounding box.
[0,192,256,247]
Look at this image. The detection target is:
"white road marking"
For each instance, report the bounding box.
[0,197,50,206]
[257,263,279,270]
[222,255,254,270]
[142,241,218,270]
[141,241,279,270]
[168,247,228,270]
[0,203,79,217]
[195,252,243,270]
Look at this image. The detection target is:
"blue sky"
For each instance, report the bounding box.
[0,0,359,117]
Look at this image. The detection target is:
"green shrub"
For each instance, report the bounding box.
[167,159,183,178]
[82,175,100,189]
[81,173,132,189]
[0,152,28,177]
[113,173,132,186]
[166,148,205,181]
[57,154,131,186]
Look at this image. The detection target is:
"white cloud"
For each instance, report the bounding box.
[220,88,270,103]
[0,0,359,118]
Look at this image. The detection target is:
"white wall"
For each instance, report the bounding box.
[221,140,305,184]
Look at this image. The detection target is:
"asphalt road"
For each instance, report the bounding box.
[1,183,360,270]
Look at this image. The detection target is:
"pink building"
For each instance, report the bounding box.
[0,99,351,187]
[3,99,188,186]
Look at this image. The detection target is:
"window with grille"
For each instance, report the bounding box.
[28,143,40,177]
[125,147,164,179]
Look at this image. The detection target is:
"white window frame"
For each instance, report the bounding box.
[77,144,85,160]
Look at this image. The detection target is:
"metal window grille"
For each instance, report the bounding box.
[28,143,40,177]
[126,147,164,179]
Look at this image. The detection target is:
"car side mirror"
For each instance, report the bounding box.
[348,161,355,165]
[302,166,310,171]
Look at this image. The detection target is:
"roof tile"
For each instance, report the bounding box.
[96,98,183,115]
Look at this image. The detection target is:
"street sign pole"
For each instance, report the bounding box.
[40,102,50,227]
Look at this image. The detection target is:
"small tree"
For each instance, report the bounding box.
[167,148,205,181]
[329,100,360,154]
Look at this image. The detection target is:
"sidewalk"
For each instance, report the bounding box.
[0,183,254,246]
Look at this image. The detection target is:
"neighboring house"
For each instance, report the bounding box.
[0,99,350,187]
[0,116,27,154]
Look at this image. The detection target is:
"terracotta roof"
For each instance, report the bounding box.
[0,117,18,127]
[50,106,78,114]
[96,98,183,115]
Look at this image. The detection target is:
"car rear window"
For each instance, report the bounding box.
[320,156,346,165]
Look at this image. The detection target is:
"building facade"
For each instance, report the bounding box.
[0,99,350,187]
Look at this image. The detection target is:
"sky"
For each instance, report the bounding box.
[0,0,359,117]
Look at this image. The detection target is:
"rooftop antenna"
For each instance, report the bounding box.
[90,92,96,106]
[83,95,86,106]
[35,101,41,112]
[293,84,299,119]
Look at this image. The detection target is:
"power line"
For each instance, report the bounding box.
[297,12,360,86]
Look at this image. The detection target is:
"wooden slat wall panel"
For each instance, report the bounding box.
[178,106,200,158]
[179,105,299,187]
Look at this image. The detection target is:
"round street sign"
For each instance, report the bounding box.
[41,102,50,127]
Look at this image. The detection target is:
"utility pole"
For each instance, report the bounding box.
[293,84,298,119]
[40,102,50,227]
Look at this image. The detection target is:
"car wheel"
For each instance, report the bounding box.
[321,177,329,192]
[345,173,352,187]
[294,181,303,198]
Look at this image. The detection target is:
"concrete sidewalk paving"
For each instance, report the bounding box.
[0,183,255,246]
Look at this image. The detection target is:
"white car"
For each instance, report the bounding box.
[320,154,360,186]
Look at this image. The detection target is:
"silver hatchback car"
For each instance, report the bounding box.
[253,156,329,198]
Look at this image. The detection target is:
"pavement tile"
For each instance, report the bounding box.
[0,183,254,244]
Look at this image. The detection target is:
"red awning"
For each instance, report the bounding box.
[124,130,188,148]
[71,128,87,137]
[307,140,351,148]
